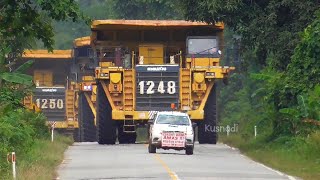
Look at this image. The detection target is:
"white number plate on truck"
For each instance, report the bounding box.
[161,132,186,147]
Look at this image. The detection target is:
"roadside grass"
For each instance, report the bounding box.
[219,131,320,180]
[14,134,72,180]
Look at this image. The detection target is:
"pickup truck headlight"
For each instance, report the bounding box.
[152,129,162,137]
[187,130,194,135]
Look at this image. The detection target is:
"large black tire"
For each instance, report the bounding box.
[185,146,194,155]
[127,133,137,144]
[96,81,116,144]
[148,142,156,153]
[117,125,126,144]
[78,92,96,142]
[198,85,217,144]
[147,124,151,139]
[73,128,81,142]
[117,124,137,144]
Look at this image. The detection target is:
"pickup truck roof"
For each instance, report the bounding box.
[156,111,189,116]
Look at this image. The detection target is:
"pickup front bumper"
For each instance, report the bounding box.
[150,138,194,150]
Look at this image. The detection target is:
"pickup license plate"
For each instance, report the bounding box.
[161,132,186,147]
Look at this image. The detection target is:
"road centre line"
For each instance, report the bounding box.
[154,154,179,180]
[145,144,179,180]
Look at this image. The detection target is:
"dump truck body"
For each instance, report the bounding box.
[91,20,234,144]
[22,50,77,130]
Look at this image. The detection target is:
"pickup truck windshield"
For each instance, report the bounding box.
[156,114,190,125]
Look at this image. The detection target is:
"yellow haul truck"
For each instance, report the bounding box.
[22,50,78,134]
[91,20,234,144]
[71,36,97,142]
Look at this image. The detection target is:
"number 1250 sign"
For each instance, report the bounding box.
[35,98,64,109]
[139,81,176,95]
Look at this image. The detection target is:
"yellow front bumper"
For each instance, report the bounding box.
[112,110,204,120]
[46,121,79,129]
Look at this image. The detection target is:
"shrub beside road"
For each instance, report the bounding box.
[0,104,72,179]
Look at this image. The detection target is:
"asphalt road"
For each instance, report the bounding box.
[57,143,296,180]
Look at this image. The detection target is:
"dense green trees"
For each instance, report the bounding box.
[0,0,85,175]
[179,0,320,137]
[0,0,87,87]
[0,105,48,176]
[52,0,117,49]
[52,0,182,49]
[0,0,87,50]
[181,0,319,71]
[287,11,320,93]
[112,0,182,20]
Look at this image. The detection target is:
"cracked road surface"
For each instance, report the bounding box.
[57,143,295,180]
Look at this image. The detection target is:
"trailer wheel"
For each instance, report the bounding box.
[97,81,116,144]
[79,92,96,142]
[198,84,217,144]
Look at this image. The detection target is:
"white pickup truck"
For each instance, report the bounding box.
[148,111,195,155]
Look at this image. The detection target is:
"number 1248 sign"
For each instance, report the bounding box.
[139,80,176,95]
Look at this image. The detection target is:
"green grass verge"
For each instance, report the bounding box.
[219,132,320,180]
[5,134,73,180]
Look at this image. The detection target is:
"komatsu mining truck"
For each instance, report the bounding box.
[22,50,78,134]
[71,36,97,142]
[91,20,234,144]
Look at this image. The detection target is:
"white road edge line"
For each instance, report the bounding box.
[224,144,298,180]
[224,144,237,151]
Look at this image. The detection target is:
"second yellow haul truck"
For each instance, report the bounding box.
[71,36,97,142]
[90,20,234,144]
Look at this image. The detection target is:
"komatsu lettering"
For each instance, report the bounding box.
[147,67,167,71]
[41,89,57,92]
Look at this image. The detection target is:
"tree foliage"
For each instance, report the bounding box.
[286,11,320,93]
[0,0,86,105]
[0,0,86,96]
[52,0,183,49]
[0,0,88,50]
[279,86,320,135]
[181,0,319,70]
[52,0,117,49]
[0,43,33,89]
[0,1,84,174]
[0,104,48,175]
[112,0,182,20]
[182,1,320,137]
